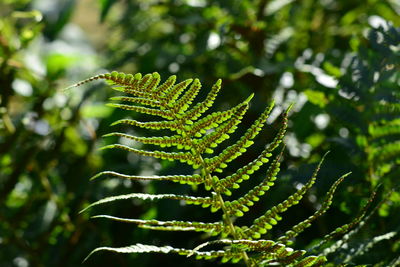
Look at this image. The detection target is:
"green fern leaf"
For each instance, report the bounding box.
[224,151,283,216]
[109,96,162,108]
[90,171,203,184]
[183,79,221,121]
[174,78,202,114]
[100,144,200,165]
[103,132,191,150]
[92,215,225,233]
[187,104,246,138]
[195,101,249,154]
[205,101,277,173]
[110,118,179,130]
[70,72,361,266]
[106,103,173,119]
[80,192,213,213]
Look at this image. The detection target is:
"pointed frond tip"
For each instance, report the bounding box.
[64,71,145,91]
[278,172,351,244]
[244,152,330,238]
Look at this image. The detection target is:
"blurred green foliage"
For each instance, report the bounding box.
[0,0,399,266]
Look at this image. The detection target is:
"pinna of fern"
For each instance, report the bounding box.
[69,71,363,266]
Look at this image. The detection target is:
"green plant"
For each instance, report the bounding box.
[302,24,400,190]
[330,25,400,190]
[68,71,383,266]
[0,2,110,265]
[288,23,400,265]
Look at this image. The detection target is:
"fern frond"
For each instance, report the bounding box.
[110,119,179,130]
[89,171,203,184]
[219,110,288,193]
[162,79,194,103]
[342,231,397,263]
[174,78,202,114]
[101,144,200,165]
[187,104,246,138]
[205,101,277,173]
[83,243,181,262]
[368,120,400,139]
[71,72,353,266]
[293,256,327,267]
[139,72,161,91]
[104,132,191,150]
[106,103,173,119]
[152,75,176,96]
[109,96,162,108]
[195,102,249,154]
[224,152,282,217]
[65,71,141,91]
[84,243,226,262]
[191,239,324,266]
[80,193,213,213]
[244,153,327,239]
[183,79,221,121]
[92,215,225,233]
[278,172,350,244]
[375,102,400,114]
[371,141,400,162]
[311,186,380,255]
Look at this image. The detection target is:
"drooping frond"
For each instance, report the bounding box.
[243,153,328,239]
[309,188,382,259]
[278,172,350,244]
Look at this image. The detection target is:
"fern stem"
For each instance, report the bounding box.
[157,84,253,267]
[197,154,252,267]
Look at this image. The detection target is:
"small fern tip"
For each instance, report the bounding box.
[286,103,294,113]
[99,145,115,151]
[245,93,255,103]
[89,172,104,181]
[62,85,76,92]
[322,151,331,159]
